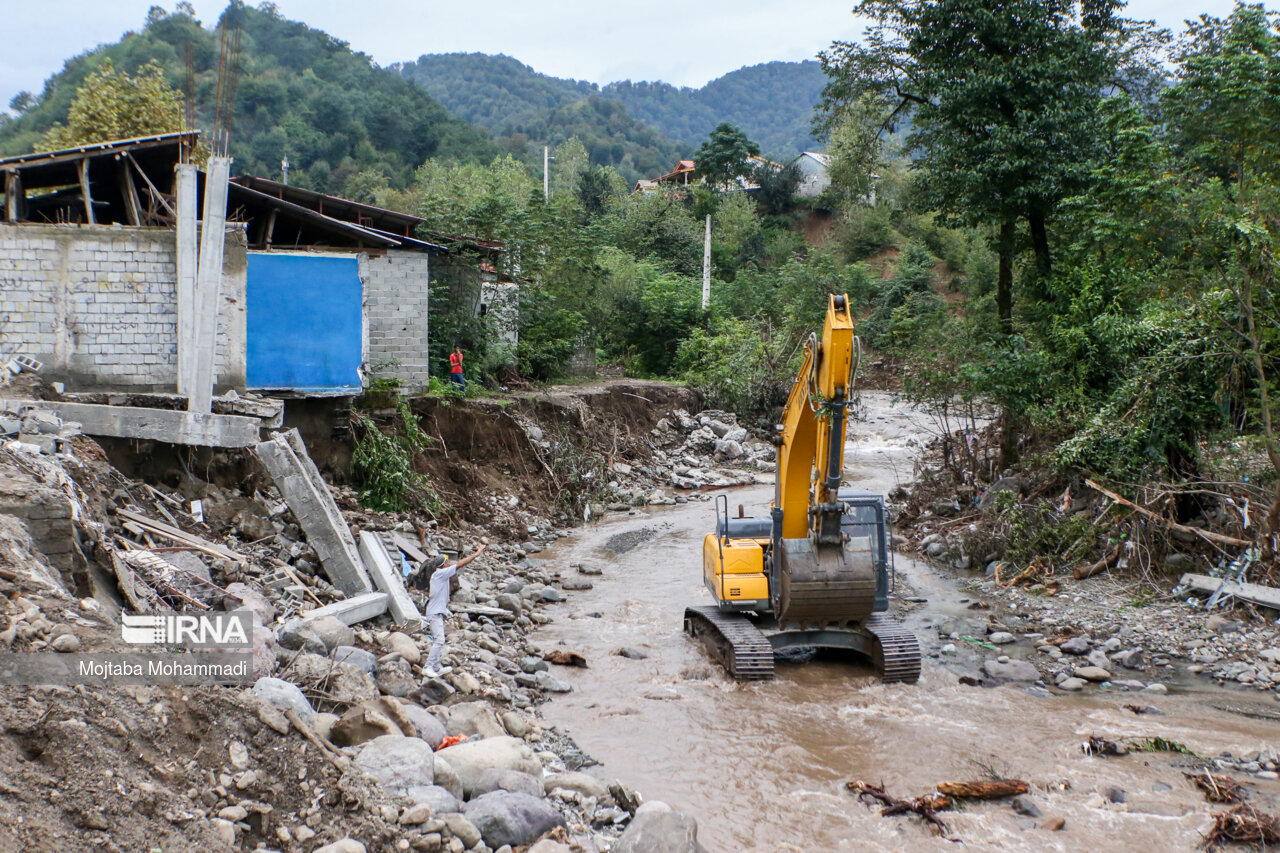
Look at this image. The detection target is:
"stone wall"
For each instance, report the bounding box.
[360,250,431,391]
[0,223,247,392]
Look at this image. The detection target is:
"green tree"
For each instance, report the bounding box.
[817,0,1124,332]
[40,59,184,149]
[693,122,761,189]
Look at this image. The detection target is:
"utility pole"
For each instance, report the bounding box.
[702,214,712,309]
[281,156,289,186]
[543,146,549,203]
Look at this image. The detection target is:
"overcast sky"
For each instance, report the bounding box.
[1,0,1246,110]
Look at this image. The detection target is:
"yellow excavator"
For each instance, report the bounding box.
[684,294,921,682]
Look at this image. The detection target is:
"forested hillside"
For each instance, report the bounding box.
[398,53,826,171]
[0,4,495,195]
[603,61,828,157]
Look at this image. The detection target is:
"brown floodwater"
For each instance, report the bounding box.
[533,394,1280,852]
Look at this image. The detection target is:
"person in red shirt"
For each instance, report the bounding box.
[448,344,465,395]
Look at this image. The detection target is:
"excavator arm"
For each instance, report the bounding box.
[775,293,858,546]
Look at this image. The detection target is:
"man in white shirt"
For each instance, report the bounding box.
[424,544,487,678]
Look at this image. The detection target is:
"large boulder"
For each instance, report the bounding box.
[332,645,377,675]
[463,791,566,849]
[307,615,356,651]
[982,659,1041,684]
[398,701,447,749]
[354,735,435,801]
[614,802,704,853]
[474,768,544,799]
[275,621,326,655]
[433,755,465,801]
[444,701,505,739]
[412,785,462,815]
[329,698,416,747]
[544,771,611,802]
[435,736,542,798]
[251,677,316,725]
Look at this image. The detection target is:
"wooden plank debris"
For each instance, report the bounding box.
[1180,573,1280,610]
[116,508,247,564]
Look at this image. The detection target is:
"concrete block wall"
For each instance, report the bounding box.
[0,223,247,392]
[361,249,431,391]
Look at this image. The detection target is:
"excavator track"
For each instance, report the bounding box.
[684,606,774,680]
[864,614,922,684]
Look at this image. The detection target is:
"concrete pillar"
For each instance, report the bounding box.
[189,156,231,413]
[175,164,198,397]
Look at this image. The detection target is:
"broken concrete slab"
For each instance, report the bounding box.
[0,399,262,447]
[1181,573,1280,610]
[359,531,421,629]
[254,429,371,595]
[300,591,389,626]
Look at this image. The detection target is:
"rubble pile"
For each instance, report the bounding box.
[0,385,743,851]
[1,401,82,456]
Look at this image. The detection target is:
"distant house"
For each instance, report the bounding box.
[791,152,831,198]
[633,155,783,195]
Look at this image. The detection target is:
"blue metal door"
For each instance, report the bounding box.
[247,253,362,392]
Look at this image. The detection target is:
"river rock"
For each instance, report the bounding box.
[354,734,435,800]
[988,631,1015,645]
[545,771,611,802]
[275,620,326,655]
[413,785,462,815]
[1012,795,1042,817]
[1074,665,1111,682]
[982,659,1040,684]
[1086,649,1111,669]
[441,813,483,848]
[496,593,523,615]
[226,583,276,625]
[979,477,1021,508]
[307,615,355,651]
[51,633,81,653]
[534,671,572,693]
[614,802,703,853]
[561,578,593,590]
[615,647,648,660]
[412,677,457,706]
[474,768,545,798]
[314,840,365,853]
[445,701,506,739]
[287,652,378,705]
[376,658,418,697]
[463,791,566,849]
[332,645,377,674]
[1060,636,1090,655]
[1058,677,1086,691]
[433,756,465,801]
[436,736,542,798]
[386,631,422,665]
[251,677,316,725]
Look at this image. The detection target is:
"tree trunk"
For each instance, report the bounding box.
[1027,210,1052,279]
[996,218,1015,335]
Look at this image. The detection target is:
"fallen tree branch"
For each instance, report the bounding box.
[936,779,1029,799]
[284,708,349,770]
[1185,771,1244,804]
[846,781,952,837]
[1075,548,1119,580]
[1084,480,1251,548]
[1203,804,1280,848]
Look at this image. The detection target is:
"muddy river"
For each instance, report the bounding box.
[535,393,1279,852]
